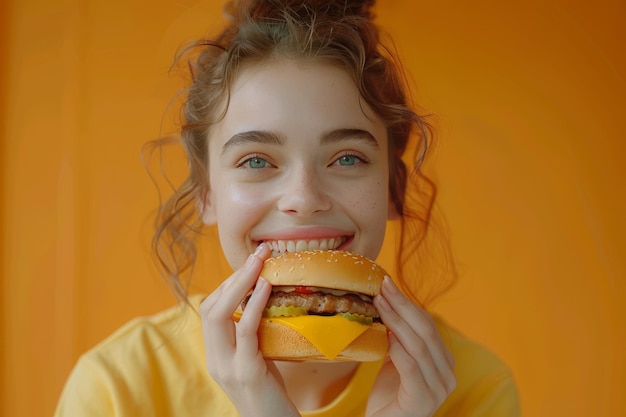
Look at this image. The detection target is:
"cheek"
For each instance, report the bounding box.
[214,183,270,268]
[215,183,268,222]
[346,178,388,260]
[348,178,388,222]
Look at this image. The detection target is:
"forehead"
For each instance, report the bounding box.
[215,58,386,136]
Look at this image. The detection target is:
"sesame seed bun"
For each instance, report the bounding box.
[260,250,387,296]
[257,250,389,362]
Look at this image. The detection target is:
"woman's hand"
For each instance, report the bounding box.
[367,277,457,417]
[199,244,301,417]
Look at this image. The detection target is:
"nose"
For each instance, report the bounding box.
[276,166,332,216]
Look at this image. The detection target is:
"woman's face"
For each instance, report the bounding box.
[204,59,390,269]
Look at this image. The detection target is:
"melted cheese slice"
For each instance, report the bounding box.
[267,315,369,360]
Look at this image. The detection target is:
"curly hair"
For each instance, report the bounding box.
[149,0,456,308]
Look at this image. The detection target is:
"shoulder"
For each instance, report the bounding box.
[78,294,207,377]
[89,295,204,357]
[434,316,521,416]
[434,316,511,379]
[54,295,225,416]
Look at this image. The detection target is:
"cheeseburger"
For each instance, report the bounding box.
[241,250,389,362]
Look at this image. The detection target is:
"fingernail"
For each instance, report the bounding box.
[383,276,399,294]
[254,243,266,256]
[376,294,392,312]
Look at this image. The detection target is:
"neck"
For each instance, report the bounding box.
[274,360,359,411]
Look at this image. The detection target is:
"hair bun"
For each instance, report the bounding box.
[313,0,376,18]
[223,0,376,22]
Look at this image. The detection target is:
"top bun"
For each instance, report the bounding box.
[260,250,388,296]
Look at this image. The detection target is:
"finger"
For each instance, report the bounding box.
[201,244,270,366]
[376,294,446,392]
[389,333,429,403]
[204,244,270,321]
[375,286,456,395]
[236,277,271,358]
[379,277,455,371]
[386,331,455,415]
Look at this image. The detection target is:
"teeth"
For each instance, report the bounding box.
[265,237,345,256]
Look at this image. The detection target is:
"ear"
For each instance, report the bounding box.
[198,189,217,225]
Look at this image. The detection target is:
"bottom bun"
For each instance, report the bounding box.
[259,319,388,362]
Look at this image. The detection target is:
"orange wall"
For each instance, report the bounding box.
[1,1,624,416]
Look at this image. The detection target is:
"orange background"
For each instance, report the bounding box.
[1,0,624,416]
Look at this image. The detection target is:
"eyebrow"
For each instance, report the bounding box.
[221,128,379,154]
[321,128,379,148]
[221,130,283,154]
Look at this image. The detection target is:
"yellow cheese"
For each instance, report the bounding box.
[267,315,369,360]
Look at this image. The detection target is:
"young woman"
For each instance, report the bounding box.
[55,1,520,416]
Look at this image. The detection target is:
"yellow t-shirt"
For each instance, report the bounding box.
[54,295,520,416]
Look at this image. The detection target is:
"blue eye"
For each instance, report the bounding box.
[338,155,359,166]
[336,152,368,167]
[246,157,268,169]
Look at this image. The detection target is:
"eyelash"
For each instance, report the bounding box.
[236,153,272,169]
[235,151,370,169]
[333,151,370,166]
